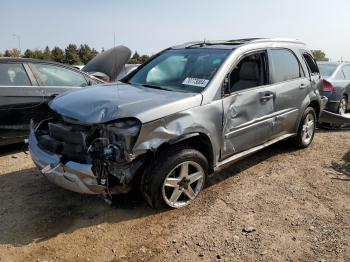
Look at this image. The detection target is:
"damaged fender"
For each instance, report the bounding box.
[132,100,224,166]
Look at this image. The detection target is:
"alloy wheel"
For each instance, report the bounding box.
[301,113,315,145]
[339,97,347,115]
[161,161,205,208]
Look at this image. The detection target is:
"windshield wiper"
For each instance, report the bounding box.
[140,84,169,91]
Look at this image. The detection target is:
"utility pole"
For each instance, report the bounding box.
[113,32,116,47]
[12,34,21,52]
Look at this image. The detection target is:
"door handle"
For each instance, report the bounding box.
[260,93,274,101]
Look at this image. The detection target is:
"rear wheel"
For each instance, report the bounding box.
[141,146,208,209]
[292,107,316,148]
[338,96,348,115]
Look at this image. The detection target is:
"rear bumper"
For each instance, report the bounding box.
[29,131,105,194]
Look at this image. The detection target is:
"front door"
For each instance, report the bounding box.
[221,50,276,160]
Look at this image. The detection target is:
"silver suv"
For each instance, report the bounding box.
[29,38,327,209]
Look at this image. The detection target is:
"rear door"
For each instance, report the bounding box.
[268,48,310,138]
[221,50,276,160]
[0,62,46,143]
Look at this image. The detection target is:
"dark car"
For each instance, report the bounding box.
[29,38,327,209]
[317,62,350,115]
[0,58,104,146]
[0,46,132,146]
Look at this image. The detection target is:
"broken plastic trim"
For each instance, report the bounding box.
[319,110,350,125]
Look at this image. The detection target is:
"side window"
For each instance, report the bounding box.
[302,53,319,74]
[269,49,303,83]
[335,69,345,80]
[32,64,88,87]
[229,52,268,93]
[342,65,350,80]
[0,63,31,86]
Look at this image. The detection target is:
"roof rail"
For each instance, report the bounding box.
[176,38,260,49]
[173,38,305,49]
[251,38,305,45]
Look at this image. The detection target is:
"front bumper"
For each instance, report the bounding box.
[29,131,105,194]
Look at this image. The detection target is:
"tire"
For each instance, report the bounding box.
[141,145,208,209]
[291,107,316,149]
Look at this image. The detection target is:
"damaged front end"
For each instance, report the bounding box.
[29,116,145,195]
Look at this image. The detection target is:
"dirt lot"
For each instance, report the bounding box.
[0,129,349,262]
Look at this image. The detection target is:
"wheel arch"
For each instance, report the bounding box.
[308,99,321,120]
[156,132,215,173]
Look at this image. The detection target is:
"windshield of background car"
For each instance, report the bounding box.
[317,63,338,77]
[127,48,231,93]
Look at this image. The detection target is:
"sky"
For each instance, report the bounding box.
[1,0,349,61]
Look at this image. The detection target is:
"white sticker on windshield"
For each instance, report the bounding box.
[182,77,209,88]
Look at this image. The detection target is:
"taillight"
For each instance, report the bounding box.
[323,80,335,93]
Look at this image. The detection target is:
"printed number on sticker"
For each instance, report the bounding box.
[182,77,209,88]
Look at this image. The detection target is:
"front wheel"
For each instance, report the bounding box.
[292,107,316,148]
[141,146,208,209]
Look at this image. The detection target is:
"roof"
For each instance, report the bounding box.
[0,57,69,66]
[0,57,87,73]
[173,38,305,50]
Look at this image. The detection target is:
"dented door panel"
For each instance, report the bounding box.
[221,86,276,160]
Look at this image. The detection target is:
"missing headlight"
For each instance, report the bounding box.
[88,118,141,163]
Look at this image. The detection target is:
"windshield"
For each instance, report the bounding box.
[318,63,338,77]
[126,48,231,93]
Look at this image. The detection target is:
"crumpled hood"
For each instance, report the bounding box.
[49,83,202,124]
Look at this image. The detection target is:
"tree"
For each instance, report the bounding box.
[4,48,21,57]
[51,46,64,63]
[78,44,98,64]
[42,46,52,61]
[64,44,82,65]
[312,50,329,61]
[23,49,34,58]
[139,54,150,64]
[129,51,141,64]
[32,49,44,59]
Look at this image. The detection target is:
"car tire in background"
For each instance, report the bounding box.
[338,96,348,115]
[141,145,208,209]
[292,107,316,149]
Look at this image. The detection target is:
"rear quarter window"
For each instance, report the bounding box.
[302,53,319,75]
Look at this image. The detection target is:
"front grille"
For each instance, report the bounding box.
[37,121,91,163]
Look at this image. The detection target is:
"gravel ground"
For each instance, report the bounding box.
[0,129,349,262]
